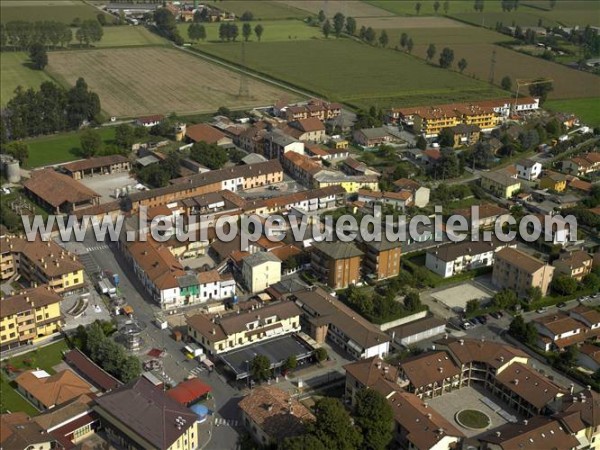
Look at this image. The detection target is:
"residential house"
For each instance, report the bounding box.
[186,301,301,355]
[197,270,236,302]
[1,412,57,449]
[539,170,568,192]
[516,158,543,181]
[426,239,515,278]
[285,117,326,143]
[562,152,600,176]
[312,169,379,193]
[24,169,100,213]
[480,170,521,198]
[15,369,93,410]
[534,312,586,350]
[135,114,164,127]
[344,357,401,405]
[569,305,600,330]
[577,344,600,372]
[568,177,593,193]
[353,127,393,148]
[449,123,481,147]
[242,252,282,293]
[0,235,85,294]
[450,203,510,229]
[393,178,430,208]
[243,185,344,216]
[0,285,63,351]
[185,123,232,146]
[279,99,342,122]
[293,287,391,359]
[61,155,131,180]
[528,214,573,246]
[552,250,593,280]
[310,241,363,289]
[282,151,321,186]
[492,247,555,297]
[329,136,349,149]
[361,238,402,280]
[264,130,305,160]
[94,377,200,450]
[552,389,600,449]
[239,386,314,447]
[357,189,413,211]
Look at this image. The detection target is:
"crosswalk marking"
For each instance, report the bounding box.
[190,367,205,376]
[86,244,109,252]
[214,418,238,427]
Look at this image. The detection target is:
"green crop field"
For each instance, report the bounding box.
[91,26,168,47]
[1,52,53,106]
[178,19,322,44]
[23,127,117,168]
[199,38,505,109]
[0,0,110,23]
[212,0,308,20]
[545,98,600,127]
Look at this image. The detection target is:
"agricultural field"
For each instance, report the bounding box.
[0,0,110,23]
[276,0,394,17]
[91,26,168,48]
[23,127,116,168]
[46,47,298,117]
[357,16,467,29]
[178,19,322,44]
[1,52,53,106]
[213,0,307,20]
[545,98,600,127]
[198,38,505,109]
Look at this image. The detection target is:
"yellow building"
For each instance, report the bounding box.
[480,171,521,199]
[313,171,380,193]
[0,285,63,350]
[242,252,281,294]
[0,235,85,294]
[539,170,568,192]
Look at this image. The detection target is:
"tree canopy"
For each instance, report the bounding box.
[354,389,394,450]
[190,141,228,169]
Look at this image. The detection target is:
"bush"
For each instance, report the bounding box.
[315,347,328,362]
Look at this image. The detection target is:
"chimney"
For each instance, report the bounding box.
[376,361,382,369]
[496,431,501,437]
[570,384,575,395]
[514,379,519,385]
[459,339,464,346]
[523,419,528,425]
[211,328,216,335]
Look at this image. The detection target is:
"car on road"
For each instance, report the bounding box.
[476,315,488,324]
[557,302,567,308]
[536,307,548,313]
[469,318,480,326]
[461,321,473,330]
[490,311,503,319]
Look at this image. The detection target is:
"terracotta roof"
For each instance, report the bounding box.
[480,416,579,450]
[393,178,421,190]
[541,169,568,182]
[94,377,197,450]
[358,189,412,202]
[290,117,325,132]
[422,149,441,160]
[495,363,566,409]
[15,370,93,410]
[569,178,592,192]
[186,123,227,144]
[1,412,52,448]
[558,389,600,429]
[553,250,593,270]
[580,344,600,365]
[440,337,528,369]
[64,349,122,392]
[61,155,129,173]
[23,169,99,208]
[270,244,302,262]
[238,386,314,441]
[126,240,185,290]
[451,203,509,220]
[283,151,322,175]
[482,170,521,187]
[0,285,61,318]
[243,185,344,213]
[399,351,461,389]
[570,305,600,326]
[495,247,546,274]
[344,356,399,389]
[33,393,94,431]
[166,378,211,405]
[137,114,164,124]
[534,311,583,336]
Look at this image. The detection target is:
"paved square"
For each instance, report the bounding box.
[431,281,492,311]
[79,172,141,203]
[427,385,523,438]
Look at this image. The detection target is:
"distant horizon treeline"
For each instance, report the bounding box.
[0,20,104,51]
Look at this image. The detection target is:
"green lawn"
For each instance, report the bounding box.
[5,340,69,373]
[0,1,111,23]
[211,0,308,20]
[198,38,505,109]
[179,19,322,44]
[0,374,38,415]
[545,98,600,128]
[23,127,117,168]
[89,26,168,47]
[456,409,491,429]
[1,52,54,106]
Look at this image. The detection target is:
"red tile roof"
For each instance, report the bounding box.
[166,378,211,405]
[186,123,227,144]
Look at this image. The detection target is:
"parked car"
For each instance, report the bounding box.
[469,318,480,326]
[556,302,567,308]
[477,315,488,324]
[461,322,472,330]
[536,307,548,313]
[490,312,502,319]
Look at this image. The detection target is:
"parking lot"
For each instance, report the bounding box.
[431,280,493,312]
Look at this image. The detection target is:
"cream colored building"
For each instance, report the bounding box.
[242,252,281,293]
[492,247,555,297]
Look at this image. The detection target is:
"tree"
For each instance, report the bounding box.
[426,43,436,61]
[501,75,512,91]
[404,292,421,312]
[315,347,328,362]
[551,276,578,295]
[529,79,554,105]
[250,354,271,382]
[345,17,357,35]
[318,9,326,22]
[80,128,102,157]
[416,135,427,150]
[364,27,376,44]
[66,77,101,128]
[559,345,578,367]
[115,124,135,149]
[119,355,141,382]
[229,23,239,41]
[322,20,332,38]
[582,273,600,292]
[254,24,264,41]
[4,141,28,164]
[458,57,468,73]
[443,0,450,14]
[434,1,441,13]
[509,315,537,345]
[80,19,103,45]
[549,0,557,8]
[438,127,455,147]
[190,141,228,169]
[242,22,252,41]
[240,11,254,21]
[526,286,543,302]
[281,435,327,450]
[311,398,363,450]
[406,37,414,53]
[400,32,408,48]
[333,12,345,37]
[474,0,485,12]
[354,389,393,450]
[97,13,107,26]
[415,2,422,15]
[379,30,389,47]
[466,299,479,315]
[29,43,48,70]
[439,47,455,68]
[283,355,297,372]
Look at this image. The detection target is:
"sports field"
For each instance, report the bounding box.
[46,47,297,117]
[213,0,307,20]
[545,98,600,127]
[199,38,505,109]
[0,0,110,23]
[1,52,53,106]
[178,19,322,44]
[91,26,168,47]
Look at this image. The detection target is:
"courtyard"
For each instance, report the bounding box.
[431,280,494,312]
[79,172,142,204]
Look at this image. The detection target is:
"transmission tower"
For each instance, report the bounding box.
[238,40,249,98]
[488,49,497,84]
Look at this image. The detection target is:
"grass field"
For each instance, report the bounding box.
[89,26,167,47]
[277,0,394,17]
[545,98,600,127]
[46,47,297,117]
[0,0,110,23]
[1,52,53,106]
[0,374,38,414]
[212,0,308,20]
[198,38,505,109]
[24,127,116,168]
[178,19,322,44]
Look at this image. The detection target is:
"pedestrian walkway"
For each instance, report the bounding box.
[214,417,239,428]
[86,244,109,252]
